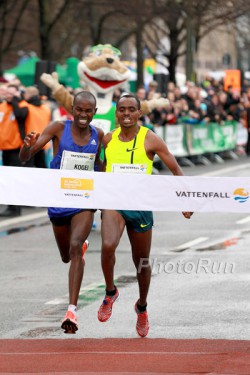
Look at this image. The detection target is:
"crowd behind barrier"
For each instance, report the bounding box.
[132,75,250,164]
[0,73,250,170]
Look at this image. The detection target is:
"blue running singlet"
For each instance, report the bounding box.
[48,120,99,218]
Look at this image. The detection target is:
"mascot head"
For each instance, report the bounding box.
[77,44,131,94]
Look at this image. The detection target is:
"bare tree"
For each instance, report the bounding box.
[109,0,159,88]
[116,0,156,88]
[235,13,250,72]
[75,0,164,87]
[3,0,250,86]
[38,0,71,59]
[0,0,30,75]
[143,0,250,83]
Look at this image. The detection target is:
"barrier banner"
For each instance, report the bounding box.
[155,124,188,157]
[221,121,238,150]
[1,166,250,212]
[236,123,248,146]
[186,124,211,155]
[165,124,189,157]
[186,122,238,155]
[210,123,226,152]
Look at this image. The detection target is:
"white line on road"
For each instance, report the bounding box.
[170,237,208,252]
[0,211,48,229]
[236,216,250,224]
[45,282,105,305]
[79,282,104,292]
[45,298,68,305]
[199,163,249,177]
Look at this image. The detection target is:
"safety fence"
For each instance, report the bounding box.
[154,121,245,158]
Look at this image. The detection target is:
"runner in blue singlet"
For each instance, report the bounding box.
[20,91,103,334]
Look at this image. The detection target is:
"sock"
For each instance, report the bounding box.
[68,304,77,313]
[137,301,147,312]
[106,286,117,296]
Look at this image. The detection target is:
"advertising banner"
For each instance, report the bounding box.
[185,122,237,155]
[165,124,189,157]
[1,166,250,213]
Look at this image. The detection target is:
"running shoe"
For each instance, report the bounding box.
[61,310,78,334]
[98,288,119,322]
[82,240,89,260]
[135,301,149,338]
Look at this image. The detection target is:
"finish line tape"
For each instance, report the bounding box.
[1,166,250,212]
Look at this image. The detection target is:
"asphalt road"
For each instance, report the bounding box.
[0,155,250,340]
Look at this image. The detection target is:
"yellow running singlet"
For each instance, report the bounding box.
[105,126,153,174]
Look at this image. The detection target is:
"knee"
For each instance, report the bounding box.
[102,239,118,257]
[69,239,81,259]
[61,256,70,264]
[58,246,70,263]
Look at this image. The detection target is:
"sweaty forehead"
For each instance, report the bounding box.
[74,96,95,107]
[117,97,138,108]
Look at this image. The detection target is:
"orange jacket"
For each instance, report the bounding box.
[25,103,51,149]
[0,101,27,150]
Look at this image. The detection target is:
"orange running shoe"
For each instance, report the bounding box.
[135,301,149,338]
[61,310,78,334]
[98,288,119,322]
[82,240,89,260]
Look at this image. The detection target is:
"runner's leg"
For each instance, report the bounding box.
[101,210,125,291]
[52,224,71,263]
[127,228,152,306]
[68,210,94,306]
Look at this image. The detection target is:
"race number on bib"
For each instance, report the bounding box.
[60,150,95,171]
[112,164,147,174]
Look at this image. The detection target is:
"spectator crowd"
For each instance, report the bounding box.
[1,73,250,216]
[132,77,250,130]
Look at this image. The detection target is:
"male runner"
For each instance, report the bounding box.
[98,93,192,337]
[20,91,103,333]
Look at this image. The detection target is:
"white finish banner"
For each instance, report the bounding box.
[1,166,250,212]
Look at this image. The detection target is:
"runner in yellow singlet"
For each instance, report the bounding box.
[97,93,193,337]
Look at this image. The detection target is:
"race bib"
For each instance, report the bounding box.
[60,150,95,171]
[112,164,147,174]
